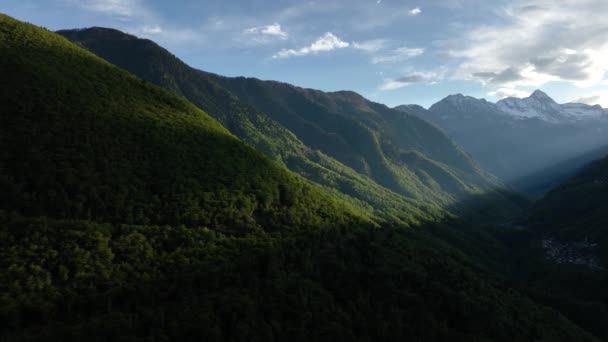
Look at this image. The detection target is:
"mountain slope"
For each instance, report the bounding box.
[0,15,369,233]
[203,73,507,206]
[402,92,608,190]
[59,27,523,222]
[57,28,449,225]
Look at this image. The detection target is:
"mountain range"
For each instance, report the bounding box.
[1,13,608,341]
[396,91,608,193]
[497,90,607,123]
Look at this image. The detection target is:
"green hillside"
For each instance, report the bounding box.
[58,28,523,223]
[0,14,599,342]
[206,77,494,201]
[57,28,444,224]
[206,75,527,220]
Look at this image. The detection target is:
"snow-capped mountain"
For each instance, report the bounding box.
[426,93,508,122]
[496,90,606,123]
[395,90,608,191]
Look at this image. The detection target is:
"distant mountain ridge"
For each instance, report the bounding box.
[396,90,608,192]
[496,90,607,123]
[398,90,608,124]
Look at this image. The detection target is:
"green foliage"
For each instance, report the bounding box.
[0,213,597,342]
[417,217,608,341]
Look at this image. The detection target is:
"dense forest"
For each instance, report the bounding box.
[1,13,607,341]
[2,212,598,342]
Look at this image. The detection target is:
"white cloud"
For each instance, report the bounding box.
[408,7,422,15]
[379,71,443,90]
[379,80,412,91]
[74,0,201,45]
[352,39,389,52]
[273,32,349,59]
[132,26,201,45]
[75,0,142,17]
[569,92,608,107]
[488,88,531,99]
[141,25,162,34]
[371,47,424,64]
[450,0,608,89]
[244,23,288,40]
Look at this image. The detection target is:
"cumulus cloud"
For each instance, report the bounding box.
[371,47,424,64]
[273,32,349,59]
[450,0,608,89]
[379,71,443,90]
[244,23,288,40]
[488,88,531,99]
[408,8,422,15]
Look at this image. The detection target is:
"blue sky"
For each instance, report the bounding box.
[3,0,607,108]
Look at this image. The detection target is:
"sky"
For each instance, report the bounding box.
[2,0,608,108]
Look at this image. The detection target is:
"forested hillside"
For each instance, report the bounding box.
[58,27,445,225]
[59,27,525,223]
[0,15,369,233]
[207,76,501,205]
